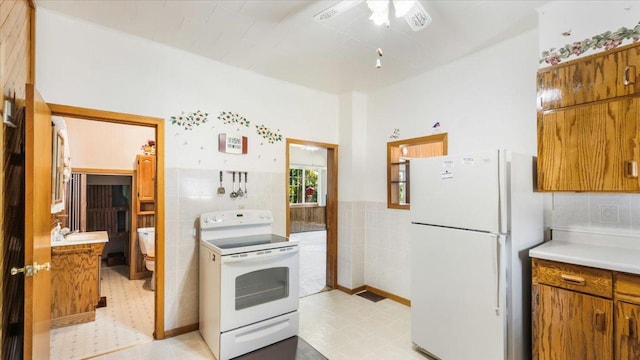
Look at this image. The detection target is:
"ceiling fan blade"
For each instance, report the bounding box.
[313,0,364,21]
[403,1,431,31]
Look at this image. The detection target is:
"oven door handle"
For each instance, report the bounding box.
[222,246,298,263]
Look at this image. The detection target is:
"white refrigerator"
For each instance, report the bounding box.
[409,149,543,360]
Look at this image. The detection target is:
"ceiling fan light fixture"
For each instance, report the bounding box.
[392,0,415,18]
[367,0,390,26]
[369,9,389,26]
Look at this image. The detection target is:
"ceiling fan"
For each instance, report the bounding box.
[313,0,432,32]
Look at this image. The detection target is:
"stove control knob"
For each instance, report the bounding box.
[203,217,210,224]
[212,216,218,222]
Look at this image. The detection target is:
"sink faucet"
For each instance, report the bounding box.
[63,229,77,238]
[52,222,64,242]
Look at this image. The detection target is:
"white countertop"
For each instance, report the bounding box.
[530,239,640,275]
[51,231,109,247]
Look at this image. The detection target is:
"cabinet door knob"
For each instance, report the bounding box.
[594,311,606,332]
[628,316,636,339]
[625,160,638,179]
[624,65,636,86]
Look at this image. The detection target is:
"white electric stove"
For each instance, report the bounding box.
[199,209,299,360]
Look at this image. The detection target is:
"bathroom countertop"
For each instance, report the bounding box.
[51,231,109,247]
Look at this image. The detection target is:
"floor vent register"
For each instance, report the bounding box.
[356,291,386,303]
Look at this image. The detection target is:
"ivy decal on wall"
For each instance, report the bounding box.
[170,110,209,130]
[389,128,400,139]
[217,111,251,127]
[256,124,283,143]
[540,21,640,65]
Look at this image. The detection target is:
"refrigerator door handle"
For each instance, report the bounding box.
[494,236,503,316]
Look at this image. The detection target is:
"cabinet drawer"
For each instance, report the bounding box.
[533,258,613,298]
[616,272,640,304]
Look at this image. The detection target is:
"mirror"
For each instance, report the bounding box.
[51,126,65,213]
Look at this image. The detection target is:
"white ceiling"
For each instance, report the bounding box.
[36,0,547,94]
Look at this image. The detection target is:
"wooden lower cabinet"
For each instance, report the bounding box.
[532,283,613,360]
[533,259,640,360]
[616,301,640,359]
[50,242,105,328]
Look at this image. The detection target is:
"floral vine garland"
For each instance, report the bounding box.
[170,110,209,130]
[256,124,283,143]
[541,21,640,65]
[217,111,251,127]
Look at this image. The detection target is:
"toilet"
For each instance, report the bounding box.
[137,227,156,291]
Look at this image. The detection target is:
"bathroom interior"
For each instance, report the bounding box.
[49,115,157,358]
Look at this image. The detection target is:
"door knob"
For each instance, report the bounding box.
[10,262,50,277]
[11,265,34,277]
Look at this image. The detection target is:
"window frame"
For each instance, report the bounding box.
[288,166,323,205]
[387,133,448,210]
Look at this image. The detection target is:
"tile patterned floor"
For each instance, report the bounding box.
[90,290,428,360]
[291,230,327,297]
[53,242,426,359]
[50,265,155,359]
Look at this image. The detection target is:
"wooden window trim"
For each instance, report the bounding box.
[387,133,448,210]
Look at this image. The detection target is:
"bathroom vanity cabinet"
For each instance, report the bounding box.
[50,241,105,328]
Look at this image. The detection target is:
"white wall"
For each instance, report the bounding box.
[359,29,541,299]
[538,1,640,236]
[36,9,339,331]
[538,1,640,67]
[65,118,154,170]
[337,92,367,289]
[289,146,327,167]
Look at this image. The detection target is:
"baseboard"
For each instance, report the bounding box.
[335,284,410,306]
[50,311,95,329]
[164,323,199,338]
[336,284,365,295]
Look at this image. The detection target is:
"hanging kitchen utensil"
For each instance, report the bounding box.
[244,172,248,195]
[237,172,244,197]
[217,171,225,195]
[230,172,238,198]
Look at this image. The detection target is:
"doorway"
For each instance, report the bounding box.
[285,139,338,295]
[46,104,166,356]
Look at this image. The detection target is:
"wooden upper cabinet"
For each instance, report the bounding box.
[136,155,155,202]
[538,42,640,111]
[619,44,640,97]
[537,97,640,191]
[537,42,640,192]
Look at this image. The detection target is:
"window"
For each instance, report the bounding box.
[387,133,448,209]
[289,168,320,204]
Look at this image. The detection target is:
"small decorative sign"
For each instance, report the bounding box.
[218,133,248,154]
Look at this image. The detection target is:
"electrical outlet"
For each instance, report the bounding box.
[600,205,619,223]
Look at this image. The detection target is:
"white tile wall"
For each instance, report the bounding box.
[337,201,367,290]
[362,202,411,299]
[552,193,640,235]
[338,201,353,288]
[338,200,412,299]
[163,168,286,330]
